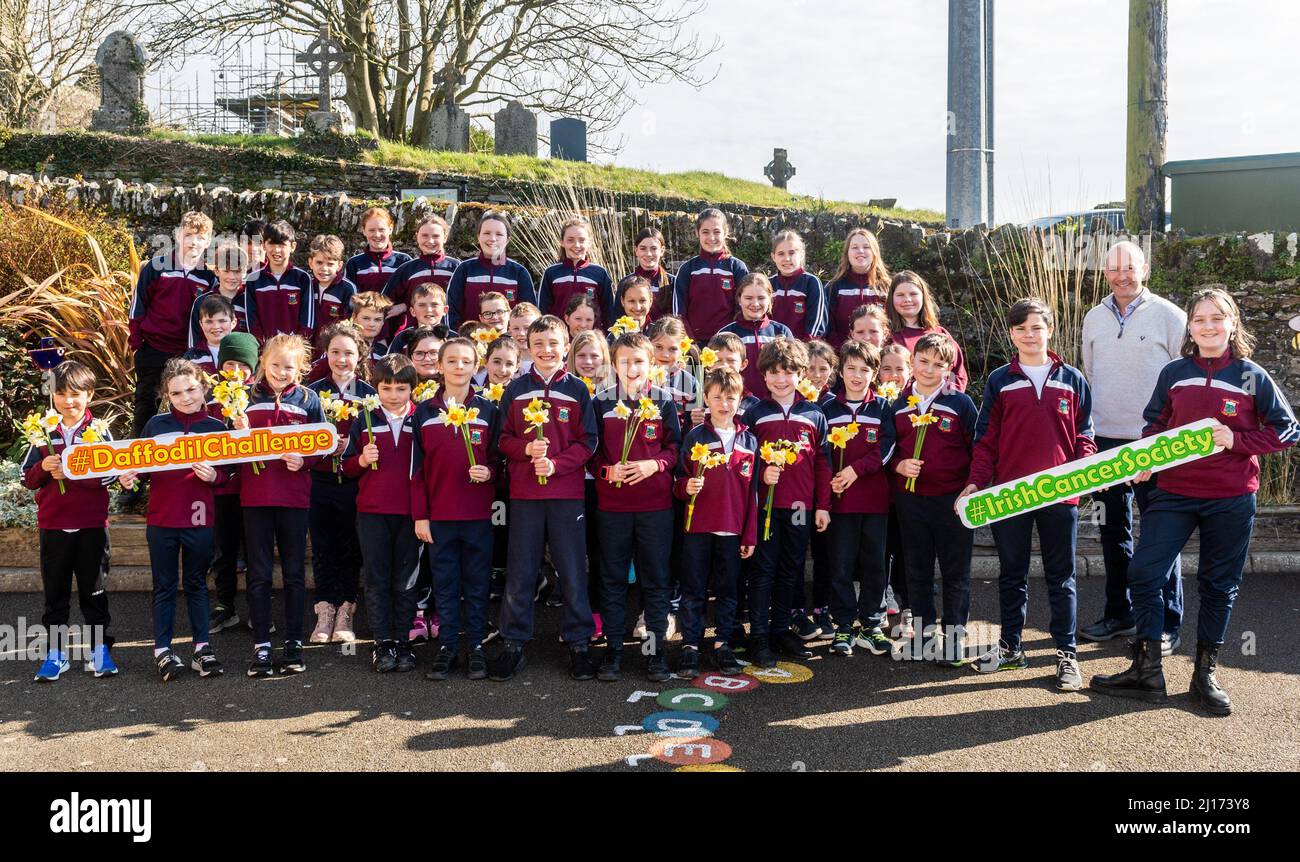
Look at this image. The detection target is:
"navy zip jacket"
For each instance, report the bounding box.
[590,384,681,513]
[672,251,750,340]
[826,273,887,347]
[139,407,232,528]
[1141,350,1298,499]
[346,248,412,296]
[969,352,1097,503]
[717,314,793,401]
[673,419,759,546]
[743,395,833,512]
[445,254,538,330]
[383,252,460,334]
[539,259,615,327]
[309,275,358,347]
[307,376,377,482]
[498,366,597,501]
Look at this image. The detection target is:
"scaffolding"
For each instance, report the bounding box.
[149,38,348,136]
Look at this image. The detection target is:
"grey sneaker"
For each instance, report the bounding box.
[1160,631,1181,657]
[1055,649,1083,691]
[971,641,1028,674]
[1078,618,1137,643]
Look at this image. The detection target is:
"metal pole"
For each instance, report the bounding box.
[945,0,990,229]
[984,0,995,227]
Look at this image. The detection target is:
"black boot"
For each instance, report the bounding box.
[1190,642,1232,716]
[1089,638,1166,702]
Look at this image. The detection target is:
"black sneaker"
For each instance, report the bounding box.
[569,646,596,681]
[772,630,814,659]
[155,649,185,682]
[280,640,306,674]
[597,650,623,682]
[482,620,501,645]
[489,644,526,681]
[426,645,457,681]
[676,646,701,679]
[210,604,241,633]
[646,651,671,683]
[546,590,564,609]
[190,646,224,677]
[791,613,822,640]
[395,641,417,673]
[246,645,274,678]
[748,636,778,669]
[813,609,835,637]
[372,641,399,673]
[466,647,488,680]
[712,643,744,675]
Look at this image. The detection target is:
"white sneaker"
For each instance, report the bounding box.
[664,613,677,642]
[632,612,647,640]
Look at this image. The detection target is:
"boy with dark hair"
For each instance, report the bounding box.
[24,361,118,681]
[183,293,237,374]
[245,220,313,343]
[742,337,832,668]
[960,298,1096,690]
[188,242,248,351]
[306,234,358,347]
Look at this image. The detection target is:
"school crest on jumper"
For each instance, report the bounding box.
[194,284,206,298]
[287,292,299,306]
[793,299,805,314]
[739,458,752,477]
[504,288,516,301]
[866,428,878,443]
[1221,398,1238,417]
[557,406,571,421]
[470,429,483,445]
[328,304,340,317]
[644,422,658,441]
[720,277,732,291]
[1056,397,1069,415]
[799,429,811,446]
[585,285,596,298]
[939,416,953,432]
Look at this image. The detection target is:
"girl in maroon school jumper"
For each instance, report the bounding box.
[671,208,750,340]
[234,334,326,677]
[717,273,794,401]
[885,270,968,392]
[769,229,827,341]
[119,358,230,681]
[615,275,656,335]
[445,212,538,331]
[627,227,674,323]
[383,213,460,336]
[538,217,614,327]
[826,228,891,348]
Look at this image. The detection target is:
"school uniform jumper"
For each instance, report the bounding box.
[671,251,750,340]
[187,288,247,351]
[445,254,538,331]
[825,272,886,348]
[968,354,1096,653]
[538,259,615,327]
[769,269,827,342]
[382,252,460,336]
[244,264,314,344]
[717,314,794,401]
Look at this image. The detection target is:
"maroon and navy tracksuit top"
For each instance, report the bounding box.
[625,267,671,324]
[672,251,750,339]
[1141,350,1299,499]
[181,345,220,376]
[888,325,969,392]
[880,382,979,496]
[825,272,887,347]
[204,401,240,499]
[498,366,598,501]
[538,259,615,327]
[742,396,833,513]
[345,248,412,296]
[238,381,326,508]
[673,419,759,546]
[823,395,891,514]
[340,402,417,515]
[968,353,1097,504]
[309,275,359,346]
[717,314,794,401]
[307,377,377,484]
[770,269,827,341]
[129,258,218,354]
[244,264,313,343]
[445,255,538,331]
[589,385,682,513]
[21,411,113,530]
[187,288,247,351]
[139,408,231,528]
[410,392,501,521]
[382,252,460,334]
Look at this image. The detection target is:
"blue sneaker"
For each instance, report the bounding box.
[89,645,119,677]
[35,649,70,682]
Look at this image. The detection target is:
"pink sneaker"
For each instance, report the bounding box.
[427,614,441,639]
[408,610,429,643]
[591,613,604,643]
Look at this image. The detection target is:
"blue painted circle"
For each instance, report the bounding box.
[641,710,720,737]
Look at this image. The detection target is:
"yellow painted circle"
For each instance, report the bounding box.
[743,661,813,683]
[675,764,744,772]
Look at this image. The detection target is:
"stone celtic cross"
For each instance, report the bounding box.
[295,25,351,110]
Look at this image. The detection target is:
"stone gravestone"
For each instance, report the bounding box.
[296,25,351,133]
[550,118,587,162]
[425,71,470,152]
[494,100,537,156]
[89,32,150,134]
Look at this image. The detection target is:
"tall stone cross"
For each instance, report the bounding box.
[296,25,351,111]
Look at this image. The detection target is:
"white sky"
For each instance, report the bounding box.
[146,0,1300,222]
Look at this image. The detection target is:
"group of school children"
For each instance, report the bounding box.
[23,204,1296,716]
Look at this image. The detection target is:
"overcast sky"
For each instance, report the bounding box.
[146,0,1300,222]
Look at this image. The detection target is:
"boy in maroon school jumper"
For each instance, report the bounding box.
[245,220,313,344]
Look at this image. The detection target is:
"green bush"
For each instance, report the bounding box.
[0,461,38,529]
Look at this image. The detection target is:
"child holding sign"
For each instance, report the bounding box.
[1090,288,1298,714]
[119,358,230,681]
[960,298,1095,690]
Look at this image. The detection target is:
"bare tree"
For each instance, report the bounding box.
[0,0,143,128]
[142,0,718,147]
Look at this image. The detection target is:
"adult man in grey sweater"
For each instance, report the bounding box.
[1079,240,1186,653]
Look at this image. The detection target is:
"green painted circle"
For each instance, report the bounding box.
[656,687,729,712]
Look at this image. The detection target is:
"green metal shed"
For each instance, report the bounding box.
[1163,152,1300,235]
